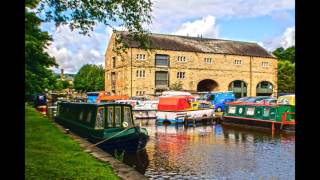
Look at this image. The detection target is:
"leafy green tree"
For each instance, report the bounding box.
[73,64,105,92]
[25,0,153,98]
[170,81,183,91]
[273,46,295,63]
[278,60,295,93]
[34,0,153,48]
[25,2,58,97]
[62,80,73,89]
[273,46,295,93]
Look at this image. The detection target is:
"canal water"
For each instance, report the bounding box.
[46,106,295,179]
[124,121,295,180]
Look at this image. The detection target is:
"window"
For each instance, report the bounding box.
[155,54,169,66]
[79,111,84,121]
[204,58,212,64]
[155,71,168,86]
[112,57,116,68]
[115,107,121,127]
[261,82,270,88]
[136,54,146,60]
[123,107,133,127]
[86,111,92,123]
[262,62,269,67]
[108,107,113,127]
[177,72,185,79]
[95,107,105,129]
[136,70,146,78]
[177,56,186,62]
[233,81,242,88]
[234,60,242,65]
[136,91,145,96]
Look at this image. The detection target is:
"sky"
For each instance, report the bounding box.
[41,0,295,74]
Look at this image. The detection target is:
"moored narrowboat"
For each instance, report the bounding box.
[55,102,149,153]
[223,102,295,132]
[156,96,215,124]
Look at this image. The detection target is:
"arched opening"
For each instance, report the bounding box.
[228,80,247,98]
[197,79,218,92]
[256,81,273,96]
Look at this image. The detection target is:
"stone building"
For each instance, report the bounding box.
[105,31,277,98]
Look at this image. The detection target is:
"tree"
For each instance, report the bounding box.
[273,46,295,63]
[34,0,153,48]
[25,2,58,97]
[170,81,183,91]
[277,60,295,93]
[272,46,295,93]
[73,64,105,92]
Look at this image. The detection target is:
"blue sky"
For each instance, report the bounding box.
[41,0,295,74]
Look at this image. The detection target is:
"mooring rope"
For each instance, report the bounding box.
[86,126,133,149]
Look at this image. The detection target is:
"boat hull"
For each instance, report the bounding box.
[55,116,149,153]
[97,131,149,153]
[156,109,215,124]
[133,110,157,119]
[222,116,295,132]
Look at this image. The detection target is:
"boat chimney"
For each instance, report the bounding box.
[61,69,64,80]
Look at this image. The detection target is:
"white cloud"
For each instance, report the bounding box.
[173,15,218,38]
[262,26,295,51]
[151,0,294,32]
[280,27,295,48]
[44,24,113,74]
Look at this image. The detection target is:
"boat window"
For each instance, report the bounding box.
[246,107,255,116]
[79,111,84,121]
[115,107,121,127]
[108,107,114,127]
[228,106,236,114]
[123,107,133,127]
[263,108,270,117]
[86,111,92,123]
[95,107,105,129]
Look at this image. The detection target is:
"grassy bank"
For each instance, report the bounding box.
[25,105,119,179]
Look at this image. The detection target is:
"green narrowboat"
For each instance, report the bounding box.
[55,102,149,153]
[223,103,295,132]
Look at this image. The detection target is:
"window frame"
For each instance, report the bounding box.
[95,107,105,129]
[107,107,114,127]
[114,107,122,127]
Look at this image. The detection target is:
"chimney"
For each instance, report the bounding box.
[61,69,64,80]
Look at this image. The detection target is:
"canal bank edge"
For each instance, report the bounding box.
[53,120,148,180]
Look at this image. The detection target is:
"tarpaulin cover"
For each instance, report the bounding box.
[157,96,192,111]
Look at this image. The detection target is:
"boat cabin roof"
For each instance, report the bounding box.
[157,96,194,111]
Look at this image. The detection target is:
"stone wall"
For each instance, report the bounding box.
[105,35,278,96]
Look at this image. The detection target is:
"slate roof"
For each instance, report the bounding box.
[115,31,275,58]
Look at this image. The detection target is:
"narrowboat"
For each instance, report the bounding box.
[223,102,295,132]
[133,100,159,119]
[55,102,149,153]
[156,96,215,124]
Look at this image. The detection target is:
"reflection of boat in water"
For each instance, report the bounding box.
[55,102,149,153]
[122,148,150,174]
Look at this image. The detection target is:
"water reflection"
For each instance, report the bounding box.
[124,123,295,179]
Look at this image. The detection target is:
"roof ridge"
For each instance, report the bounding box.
[114,30,259,45]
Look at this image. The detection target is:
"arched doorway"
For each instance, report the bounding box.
[228,80,247,98]
[197,79,218,92]
[256,81,273,96]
